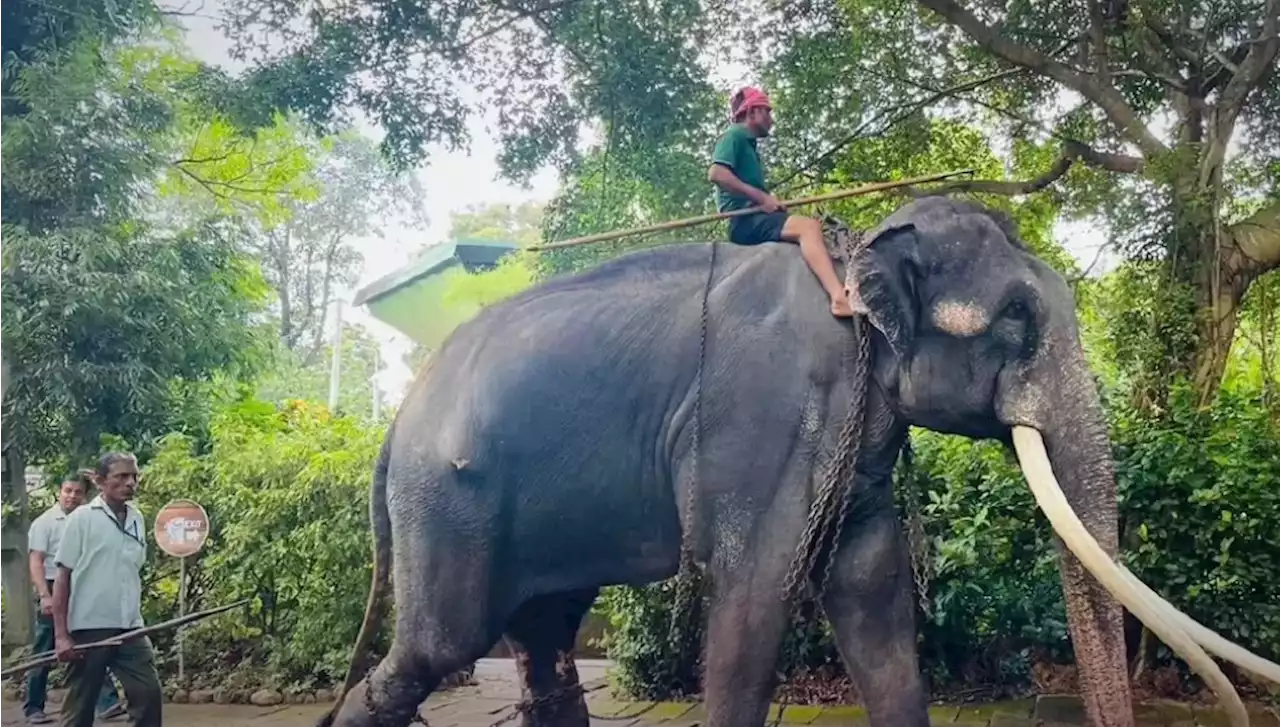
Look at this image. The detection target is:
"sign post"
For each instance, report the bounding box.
[154,499,211,682]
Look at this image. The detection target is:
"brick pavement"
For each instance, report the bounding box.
[3,659,1276,726]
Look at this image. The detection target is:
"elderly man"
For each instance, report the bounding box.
[24,475,123,724]
[53,452,162,727]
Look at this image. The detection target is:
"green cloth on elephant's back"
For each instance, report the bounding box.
[711,123,767,212]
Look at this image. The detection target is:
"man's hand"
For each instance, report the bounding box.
[757,194,785,213]
[39,595,54,616]
[55,634,78,662]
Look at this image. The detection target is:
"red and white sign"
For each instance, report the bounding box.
[153,499,210,558]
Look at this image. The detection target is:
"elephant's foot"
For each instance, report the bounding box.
[504,590,598,727]
[322,642,476,727]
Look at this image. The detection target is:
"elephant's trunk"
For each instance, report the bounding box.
[1011,360,1280,727]
[1021,391,1136,727]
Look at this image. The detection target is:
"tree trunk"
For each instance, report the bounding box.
[1137,175,1280,409]
[1,445,34,647]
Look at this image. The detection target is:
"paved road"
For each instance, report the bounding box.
[4,659,1275,726]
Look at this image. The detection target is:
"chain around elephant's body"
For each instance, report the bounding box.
[660,238,719,693]
[780,227,874,606]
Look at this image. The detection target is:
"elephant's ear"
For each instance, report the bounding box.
[847,222,920,358]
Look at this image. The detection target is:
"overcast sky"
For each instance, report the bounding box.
[167,2,1110,409]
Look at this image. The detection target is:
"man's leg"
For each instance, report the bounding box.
[24,612,56,720]
[60,631,114,727]
[780,215,853,317]
[109,636,162,727]
[96,671,124,719]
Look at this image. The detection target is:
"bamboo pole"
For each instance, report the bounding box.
[528,168,974,252]
[0,599,251,678]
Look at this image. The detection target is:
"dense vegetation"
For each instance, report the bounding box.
[2,0,1276,705]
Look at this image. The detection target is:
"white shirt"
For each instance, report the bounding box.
[28,504,71,582]
[55,495,146,631]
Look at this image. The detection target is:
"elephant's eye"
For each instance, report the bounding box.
[1003,299,1030,321]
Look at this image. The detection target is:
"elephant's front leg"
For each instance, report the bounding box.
[822,503,929,727]
[701,539,794,727]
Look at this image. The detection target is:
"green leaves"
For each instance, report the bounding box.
[219,0,719,174]
[1,221,272,463]
[138,399,386,682]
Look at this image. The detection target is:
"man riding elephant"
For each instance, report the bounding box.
[708,86,854,318]
[320,196,1279,727]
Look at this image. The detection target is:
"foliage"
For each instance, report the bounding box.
[1,222,272,464]
[1113,383,1280,661]
[1,31,317,468]
[136,398,385,684]
[448,202,546,248]
[255,324,386,421]
[593,581,707,700]
[219,0,720,174]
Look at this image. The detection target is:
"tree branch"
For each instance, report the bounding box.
[773,67,1025,192]
[1212,0,1279,141]
[443,0,578,58]
[1227,198,1280,278]
[1087,0,1112,82]
[915,0,1168,156]
[902,140,1143,196]
[1198,1,1279,186]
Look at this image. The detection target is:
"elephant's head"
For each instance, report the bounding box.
[842,196,1276,727]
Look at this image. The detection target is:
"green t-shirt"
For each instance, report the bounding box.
[711,123,767,212]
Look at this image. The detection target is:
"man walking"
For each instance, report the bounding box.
[53,452,162,727]
[707,86,853,317]
[24,475,124,724]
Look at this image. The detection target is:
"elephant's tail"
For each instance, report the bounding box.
[318,428,395,727]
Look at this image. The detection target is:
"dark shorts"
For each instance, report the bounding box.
[728,211,789,246]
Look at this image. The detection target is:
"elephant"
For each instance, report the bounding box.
[320,196,1278,727]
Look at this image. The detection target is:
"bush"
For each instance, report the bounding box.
[594,383,1280,699]
[137,397,385,686]
[1113,383,1280,665]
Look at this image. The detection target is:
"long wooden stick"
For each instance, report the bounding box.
[527,168,974,252]
[0,599,251,678]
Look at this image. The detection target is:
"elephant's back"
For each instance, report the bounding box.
[385,243,741,592]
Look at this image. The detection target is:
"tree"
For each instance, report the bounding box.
[741,0,1278,406]
[448,201,545,247]
[0,34,310,465]
[256,323,385,418]
[247,132,426,360]
[217,0,720,175]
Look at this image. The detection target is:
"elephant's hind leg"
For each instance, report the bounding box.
[822,507,929,727]
[329,479,504,727]
[503,588,599,727]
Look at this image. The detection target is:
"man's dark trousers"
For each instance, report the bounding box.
[60,629,162,727]
[24,595,120,718]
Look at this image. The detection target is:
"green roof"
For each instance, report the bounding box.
[354,240,517,347]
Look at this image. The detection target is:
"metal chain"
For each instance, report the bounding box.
[488,684,587,727]
[781,224,873,606]
[897,438,934,619]
[660,238,717,691]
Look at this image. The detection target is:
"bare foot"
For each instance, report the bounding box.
[829,292,854,318]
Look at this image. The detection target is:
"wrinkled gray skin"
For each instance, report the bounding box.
[321,197,1132,727]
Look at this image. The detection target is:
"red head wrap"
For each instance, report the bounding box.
[730,87,772,121]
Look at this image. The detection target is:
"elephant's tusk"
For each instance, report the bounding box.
[1011,427,1280,685]
[1116,563,1280,684]
[1011,427,1250,727]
